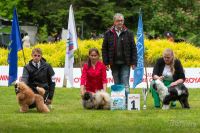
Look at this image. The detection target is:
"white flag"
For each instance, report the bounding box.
[64,5,79,87]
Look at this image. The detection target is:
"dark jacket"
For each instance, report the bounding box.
[57,34,62,41]
[152,57,185,82]
[113,33,126,64]
[102,25,137,65]
[21,58,55,100]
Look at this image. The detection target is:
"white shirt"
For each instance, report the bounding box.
[162,65,172,77]
[115,27,122,37]
[32,61,41,69]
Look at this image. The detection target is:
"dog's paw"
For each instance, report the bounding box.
[162,105,170,109]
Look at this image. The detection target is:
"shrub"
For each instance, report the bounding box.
[145,39,200,67]
[1,39,200,68]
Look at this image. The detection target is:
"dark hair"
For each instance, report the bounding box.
[154,34,159,39]
[25,32,28,36]
[87,48,99,68]
[43,40,47,44]
[148,35,153,40]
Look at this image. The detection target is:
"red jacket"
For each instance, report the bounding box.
[80,61,107,93]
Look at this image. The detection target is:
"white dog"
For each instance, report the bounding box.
[152,79,190,110]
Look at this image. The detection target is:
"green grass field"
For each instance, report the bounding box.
[0,86,199,133]
[0,27,25,33]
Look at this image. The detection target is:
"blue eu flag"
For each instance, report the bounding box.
[7,7,23,86]
[133,8,145,90]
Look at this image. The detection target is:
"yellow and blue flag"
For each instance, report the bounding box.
[7,7,23,86]
[133,8,145,90]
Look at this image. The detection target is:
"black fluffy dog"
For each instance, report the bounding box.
[152,79,190,109]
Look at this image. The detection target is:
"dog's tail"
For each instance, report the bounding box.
[36,87,45,96]
[95,91,110,109]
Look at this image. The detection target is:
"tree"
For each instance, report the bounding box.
[0,0,144,38]
[72,0,115,38]
[1,0,199,38]
[143,0,200,37]
[0,0,71,32]
[109,0,147,31]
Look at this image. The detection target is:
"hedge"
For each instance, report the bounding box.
[0,39,200,68]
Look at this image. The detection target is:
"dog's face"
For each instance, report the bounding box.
[82,92,96,109]
[15,82,27,94]
[152,79,163,91]
[152,82,157,91]
[84,92,94,100]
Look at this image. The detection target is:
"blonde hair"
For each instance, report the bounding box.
[32,48,42,55]
[164,48,175,75]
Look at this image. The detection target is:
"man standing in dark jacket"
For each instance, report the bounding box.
[102,13,137,104]
[20,48,55,108]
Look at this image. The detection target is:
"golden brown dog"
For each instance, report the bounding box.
[15,82,50,113]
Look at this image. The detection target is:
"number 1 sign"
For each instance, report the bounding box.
[128,94,140,110]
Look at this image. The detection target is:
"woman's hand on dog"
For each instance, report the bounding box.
[158,76,164,81]
[170,82,178,87]
[169,79,184,87]
[153,75,164,81]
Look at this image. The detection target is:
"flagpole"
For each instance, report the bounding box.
[77,48,82,73]
[143,53,149,90]
[22,49,26,65]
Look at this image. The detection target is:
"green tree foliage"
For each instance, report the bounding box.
[0,0,199,38]
[72,0,116,38]
[187,34,200,47]
[143,0,200,37]
[0,0,143,38]
[109,0,149,31]
[0,0,71,32]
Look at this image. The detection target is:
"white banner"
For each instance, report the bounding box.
[67,68,200,88]
[0,66,64,87]
[1,66,200,88]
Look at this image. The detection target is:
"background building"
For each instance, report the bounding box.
[0,17,37,48]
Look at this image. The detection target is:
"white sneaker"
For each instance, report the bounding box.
[46,104,53,109]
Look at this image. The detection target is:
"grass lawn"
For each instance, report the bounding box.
[0,85,199,133]
[0,27,25,34]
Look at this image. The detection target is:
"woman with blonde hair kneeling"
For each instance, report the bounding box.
[150,48,185,108]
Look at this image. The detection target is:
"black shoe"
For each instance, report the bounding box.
[171,105,176,107]
[154,106,160,109]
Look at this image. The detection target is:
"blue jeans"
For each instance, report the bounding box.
[110,64,130,103]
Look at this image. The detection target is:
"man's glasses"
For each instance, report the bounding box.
[33,55,41,57]
[115,20,124,23]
